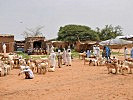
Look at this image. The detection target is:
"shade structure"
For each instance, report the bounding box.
[99,38,133,46]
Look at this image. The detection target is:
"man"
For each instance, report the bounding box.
[124,47,128,60]
[66,49,72,66]
[131,47,133,59]
[105,46,111,60]
[49,50,56,69]
[86,49,90,58]
[62,48,67,65]
[18,66,34,79]
[93,45,97,57]
[96,45,100,57]
[57,49,62,68]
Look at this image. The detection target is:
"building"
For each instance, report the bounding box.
[14,40,25,52]
[24,36,46,52]
[0,34,14,53]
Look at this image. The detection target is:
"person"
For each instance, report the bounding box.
[49,50,56,69]
[66,49,72,66]
[102,46,106,58]
[86,50,90,58]
[96,45,100,57]
[3,43,6,57]
[57,49,62,68]
[105,46,111,60]
[131,47,133,59]
[93,45,97,57]
[18,66,34,79]
[62,48,67,65]
[124,47,128,60]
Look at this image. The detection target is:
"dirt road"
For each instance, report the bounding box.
[0,59,133,100]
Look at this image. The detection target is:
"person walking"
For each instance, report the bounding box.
[124,47,128,60]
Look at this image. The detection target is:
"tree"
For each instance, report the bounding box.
[58,25,99,42]
[96,25,123,40]
[22,26,44,38]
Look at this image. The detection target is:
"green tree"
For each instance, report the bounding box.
[96,25,123,40]
[58,25,99,42]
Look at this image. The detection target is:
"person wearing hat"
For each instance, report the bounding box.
[18,66,34,79]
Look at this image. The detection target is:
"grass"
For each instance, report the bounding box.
[71,50,79,58]
[16,51,49,59]
[16,50,81,60]
[16,51,30,59]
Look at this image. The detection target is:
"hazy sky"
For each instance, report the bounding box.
[0,0,133,40]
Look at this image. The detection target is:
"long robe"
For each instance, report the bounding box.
[66,52,71,66]
[62,50,67,64]
[87,50,90,58]
[49,52,56,68]
[124,48,128,59]
[131,48,133,58]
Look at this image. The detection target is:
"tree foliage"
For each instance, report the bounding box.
[96,25,123,40]
[58,25,100,42]
[22,26,44,38]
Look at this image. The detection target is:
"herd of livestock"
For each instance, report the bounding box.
[84,54,133,74]
[0,52,133,77]
[0,53,49,77]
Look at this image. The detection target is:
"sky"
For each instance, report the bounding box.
[0,0,133,40]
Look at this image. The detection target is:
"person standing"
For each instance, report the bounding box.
[93,45,96,57]
[57,50,62,68]
[66,49,72,66]
[62,48,67,65]
[124,47,128,60]
[130,47,133,59]
[49,50,56,69]
[97,45,100,57]
[86,50,90,58]
[105,46,111,60]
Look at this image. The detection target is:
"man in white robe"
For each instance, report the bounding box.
[62,48,67,65]
[49,50,56,72]
[66,49,71,66]
[3,43,6,57]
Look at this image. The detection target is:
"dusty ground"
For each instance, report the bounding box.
[0,58,133,100]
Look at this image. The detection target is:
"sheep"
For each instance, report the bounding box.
[10,60,15,69]
[84,57,98,66]
[4,64,11,75]
[48,67,55,72]
[37,62,48,74]
[19,59,26,66]
[105,61,118,74]
[98,57,106,66]
[125,61,133,74]
[29,62,36,72]
[0,67,3,77]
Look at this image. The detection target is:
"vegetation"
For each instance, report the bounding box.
[58,25,100,42]
[96,25,123,40]
[22,26,44,38]
[58,24,123,42]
